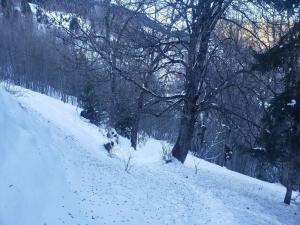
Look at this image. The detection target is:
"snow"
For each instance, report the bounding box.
[28,3,38,15]
[287,99,297,107]
[253,147,267,152]
[0,86,299,225]
[29,3,88,30]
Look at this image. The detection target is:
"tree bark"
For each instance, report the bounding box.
[172,81,198,162]
[130,91,144,150]
[110,52,117,127]
[104,0,118,128]
[284,162,294,205]
[130,116,139,149]
[171,25,211,163]
[284,184,293,205]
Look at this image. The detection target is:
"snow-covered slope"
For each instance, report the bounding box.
[0,86,299,225]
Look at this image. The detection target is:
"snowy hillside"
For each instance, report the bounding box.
[0,86,299,225]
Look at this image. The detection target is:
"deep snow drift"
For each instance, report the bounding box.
[0,86,299,225]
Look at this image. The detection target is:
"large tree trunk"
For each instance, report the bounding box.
[171,29,210,163]
[172,109,197,162]
[284,161,295,205]
[172,82,198,162]
[284,184,293,205]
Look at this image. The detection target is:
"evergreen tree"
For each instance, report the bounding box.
[259,82,300,204]
[254,1,300,204]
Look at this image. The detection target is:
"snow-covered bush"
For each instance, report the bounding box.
[2,84,25,97]
[106,129,119,144]
[104,129,119,157]
[104,141,114,156]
